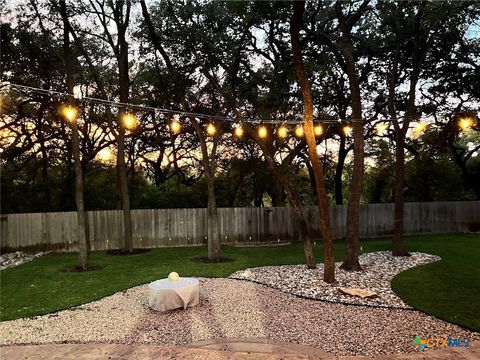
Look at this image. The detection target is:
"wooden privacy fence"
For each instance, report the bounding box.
[0,201,479,252]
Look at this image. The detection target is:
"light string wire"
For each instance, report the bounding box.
[2,82,419,125]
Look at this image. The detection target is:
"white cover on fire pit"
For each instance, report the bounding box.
[148,277,199,312]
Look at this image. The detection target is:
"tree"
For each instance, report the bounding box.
[59,0,88,269]
[377,0,480,255]
[140,0,222,259]
[73,0,135,252]
[290,0,334,281]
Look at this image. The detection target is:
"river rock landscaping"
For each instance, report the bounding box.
[0,251,49,271]
[229,251,441,308]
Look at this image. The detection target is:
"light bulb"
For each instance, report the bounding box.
[169,120,181,134]
[314,124,323,137]
[277,126,288,139]
[258,125,268,138]
[343,125,352,137]
[61,105,78,123]
[294,125,304,137]
[122,113,137,130]
[206,123,217,136]
[459,117,474,131]
[234,125,244,138]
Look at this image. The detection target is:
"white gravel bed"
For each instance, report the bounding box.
[0,278,477,356]
[229,251,441,308]
[0,286,148,345]
[0,251,50,270]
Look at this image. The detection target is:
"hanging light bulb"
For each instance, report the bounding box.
[234,124,244,138]
[277,125,288,139]
[206,123,217,136]
[61,105,78,123]
[294,125,304,137]
[314,124,323,137]
[343,125,352,137]
[258,125,268,138]
[459,117,474,131]
[169,119,182,134]
[375,122,389,136]
[122,113,137,130]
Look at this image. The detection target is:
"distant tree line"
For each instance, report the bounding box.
[1,1,479,273]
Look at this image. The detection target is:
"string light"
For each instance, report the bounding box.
[169,119,182,134]
[375,122,389,136]
[122,113,137,130]
[8,83,417,126]
[314,124,323,137]
[206,123,217,136]
[459,117,474,131]
[258,125,268,138]
[343,125,352,137]
[294,125,304,137]
[234,124,244,138]
[277,125,288,139]
[61,105,78,123]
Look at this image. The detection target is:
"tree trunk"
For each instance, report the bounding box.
[206,173,221,259]
[281,173,317,269]
[337,6,365,271]
[190,119,221,260]
[117,27,134,252]
[116,127,133,251]
[343,119,363,270]
[392,130,410,256]
[268,175,286,207]
[60,0,88,269]
[291,1,334,281]
[266,153,317,269]
[334,135,347,205]
[242,124,316,269]
[71,119,88,268]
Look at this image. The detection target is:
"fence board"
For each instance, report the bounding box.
[1,201,478,251]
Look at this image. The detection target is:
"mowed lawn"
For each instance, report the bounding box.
[1,233,479,331]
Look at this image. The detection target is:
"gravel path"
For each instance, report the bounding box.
[0,286,146,344]
[0,251,49,270]
[1,277,477,356]
[229,251,440,308]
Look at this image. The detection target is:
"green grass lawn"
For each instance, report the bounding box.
[1,233,479,331]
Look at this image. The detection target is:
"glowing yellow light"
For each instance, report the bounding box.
[122,113,137,130]
[169,120,182,134]
[294,125,304,137]
[459,117,474,131]
[206,123,217,136]
[258,125,268,138]
[277,126,288,139]
[314,124,323,137]
[61,105,78,123]
[375,123,389,136]
[168,272,180,282]
[414,122,427,134]
[97,147,114,163]
[343,125,352,137]
[234,125,244,138]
